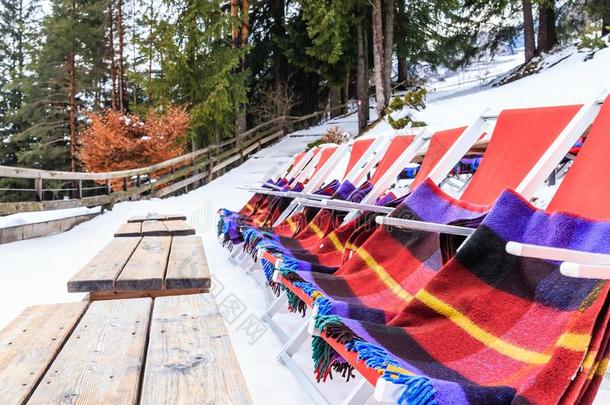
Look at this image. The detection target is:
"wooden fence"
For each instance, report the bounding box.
[0,102,357,216]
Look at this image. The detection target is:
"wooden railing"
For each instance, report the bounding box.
[0,102,357,215]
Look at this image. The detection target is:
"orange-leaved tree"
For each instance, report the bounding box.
[80,107,189,189]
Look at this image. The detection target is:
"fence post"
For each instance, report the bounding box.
[35,178,43,202]
[123,177,128,191]
[77,180,83,199]
[105,179,112,195]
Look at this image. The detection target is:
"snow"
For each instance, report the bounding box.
[2,46,610,403]
[370,44,610,137]
[0,206,101,229]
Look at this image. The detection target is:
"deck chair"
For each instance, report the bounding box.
[305,97,607,404]
[506,95,610,280]
[271,102,604,404]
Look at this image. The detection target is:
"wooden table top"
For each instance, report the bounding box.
[0,294,252,404]
[68,234,210,300]
[127,213,187,223]
[115,219,196,237]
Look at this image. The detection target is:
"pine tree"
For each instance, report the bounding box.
[0,0,38,201]
[11,0,107,172]
[152,0,247,148]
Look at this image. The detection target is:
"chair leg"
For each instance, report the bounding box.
[276,315,311,358]
[228,245,243,264]
[262,295,291,344]
[277,342,330,405]
[264,294,288,318]
[238,251,253,269]
[341,378,375,405]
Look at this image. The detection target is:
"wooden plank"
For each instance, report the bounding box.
[116,236,171,291]
[0,302,88,405]
[127,214,186,223]
[0,147,210,181]
[141,220,168,236]
[140,294,252,405]
[67,237,141,292]
[89,288,207,301]
[164,220,196,236]
[165,236,210,290]
[27,298,152,405]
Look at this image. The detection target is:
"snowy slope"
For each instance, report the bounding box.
[2,47,610,404]
[371,44,610,137]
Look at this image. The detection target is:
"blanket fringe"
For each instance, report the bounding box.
[312,316,437,404]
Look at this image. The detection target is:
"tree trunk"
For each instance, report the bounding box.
[537,0,557,54]
[342,71,349,115]
[397,56,408,87]
[372,0,386,117]
[522,0,536,62]
[603,0,610,36]
[241,0,250,46]
[69,2,78,172]
[230,0,239,44]
[356,21,368,131]
[107,1,117,110]
[117,0,125,112]
[147,0,153,103]
[329,86,341,118]
[235,0,249,134]
[383,0,394,102]
[271,0,288,117]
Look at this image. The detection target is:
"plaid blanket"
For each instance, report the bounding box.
[314,189,610,404]
[217,179,339,246]
[276,179,487,323]
[241,180,379,285]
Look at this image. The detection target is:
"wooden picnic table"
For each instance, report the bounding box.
[114,219,196,237]
[68,234,210,300]
[0,294,252,404]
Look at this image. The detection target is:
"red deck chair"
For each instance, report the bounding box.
[410,128,465,190]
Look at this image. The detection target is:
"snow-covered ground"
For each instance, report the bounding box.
[2,46,610,403]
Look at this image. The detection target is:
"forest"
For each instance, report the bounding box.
[0,0,609,182]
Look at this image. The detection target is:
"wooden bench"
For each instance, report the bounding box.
[114,219,195,237]
[0,294,252,404]
[68,235,211,300]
